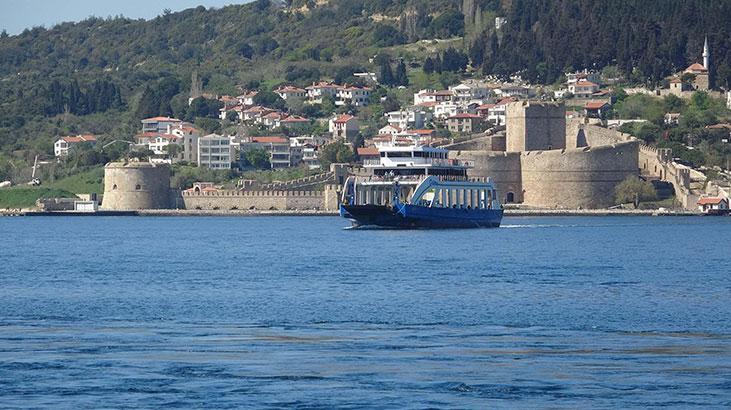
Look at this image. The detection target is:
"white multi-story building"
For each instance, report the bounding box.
[275,85,307,102]
[54,135,97,157]
[197,134,234,169]
[329,114,360,140]
[241,136,291,169]
[385,109,432,130]
[414,89,454,106]
[568,80,600,98]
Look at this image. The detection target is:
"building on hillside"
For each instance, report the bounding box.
[240,136,291,169]
[356,147,380,165]
[171,125,201,164]
[584,101,611,119]
[336,85,371,106]
[305,82,340,104]
[197,134,234,169]
[385,109,432,129]
[279,115,310,133]
[378,125,401,136]
[486,97,517,126]
[236,91,258,106]
[664,112,681,126]
[568,81,600,98]
[449,83,490,102]
[141,117,182,133]
[275,85,307,102]
[434,102,461,120]
[446,114,485,134]
[353,72,379,85]
[566,69,601,85]
[668,77,693,96]
[54,135,97,157]
[413,89,454,105]
[727,90,731,109]
[329,114,359,140]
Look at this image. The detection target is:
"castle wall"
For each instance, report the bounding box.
[520,141,639,208]
[180,185,340,211]
[102,162,171,210]
[506,101,566,152]
[451,151,523,203]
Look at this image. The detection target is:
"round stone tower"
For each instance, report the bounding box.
[102,161,171,210]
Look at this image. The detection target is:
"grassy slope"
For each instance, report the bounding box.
[0,187,77,209]
[46,167,105,194]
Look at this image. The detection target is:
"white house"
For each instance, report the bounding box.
[275,85,307,102]
[237,91,258,106]
[414,89,454,106]
[54,135,97,157]
[434,102,461,120]
[171,124,201,164]
[566,69,601,85]
[305,82,340,104]
[385,109,432,129]
[329,114,360,140]
[197,134,235,169]
[568,80,600,98]
[378,124,401,136]
[336,85,371,107]
[697,197,729,214]
[449,83,490,101]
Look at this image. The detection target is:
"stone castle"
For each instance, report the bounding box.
[450,101,640,209]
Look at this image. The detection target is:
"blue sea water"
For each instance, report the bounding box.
[0,215,730,408]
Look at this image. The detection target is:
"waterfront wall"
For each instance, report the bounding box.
[102,161,171,210]
[180,185,340,211]
[520,141,639,208]
[452,151,522,203]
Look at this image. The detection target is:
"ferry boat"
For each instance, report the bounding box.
[339,144,503,228]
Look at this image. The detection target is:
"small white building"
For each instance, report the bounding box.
[568,81,600,98]
[697,197,729,214]
[433,102,461,120]
[414,89,454,106]
[197,134,235,169]
[275,85,307,102]
[54,135,97,157]
[329,114,360,140]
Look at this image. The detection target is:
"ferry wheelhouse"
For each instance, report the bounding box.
[340,144,503,228]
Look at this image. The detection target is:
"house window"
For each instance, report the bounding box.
[135,184,141,190]
[112,184,117,190]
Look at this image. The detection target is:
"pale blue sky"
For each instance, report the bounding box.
[0,0,250,34]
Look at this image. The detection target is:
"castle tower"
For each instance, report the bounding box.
[703,36,710,70]
[505,101,566,152]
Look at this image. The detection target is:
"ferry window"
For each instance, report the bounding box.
[380,152,386,157]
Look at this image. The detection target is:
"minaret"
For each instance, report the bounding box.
[703,36,710,70]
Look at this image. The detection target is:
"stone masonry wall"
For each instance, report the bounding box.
[506,101,566,152]
[102,162,171,210]
[450,151,523,203]
[181,185,340,211]
[520,141,639,208]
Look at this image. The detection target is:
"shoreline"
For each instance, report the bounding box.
[2,208,709,217]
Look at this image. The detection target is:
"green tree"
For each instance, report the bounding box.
[395,60,409,87]
[615,176,657,207]
[243,148,270,169]
[319,141,353,168]
[253,91,286,111]
[380,60,394,87]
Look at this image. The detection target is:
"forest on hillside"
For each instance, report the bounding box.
[1,0,730,165]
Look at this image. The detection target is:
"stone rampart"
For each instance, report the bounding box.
[181,185,340,211]
[520,140,639,208]
[102,161,171,210]
[450,151,523,203]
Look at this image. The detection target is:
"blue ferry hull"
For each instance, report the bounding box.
[340,204,503,229]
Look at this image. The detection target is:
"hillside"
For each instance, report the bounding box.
[1,0,731,175]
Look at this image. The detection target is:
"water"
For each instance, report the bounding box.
[1,216,730,408]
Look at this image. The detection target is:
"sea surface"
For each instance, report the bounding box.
[0,216,730,408]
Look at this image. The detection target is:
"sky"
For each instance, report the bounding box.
[0,0,250,34]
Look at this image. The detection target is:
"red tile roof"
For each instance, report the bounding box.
[585,101,609,110]
[575,80,599,87]
[357,147,379,156]
[280,115,309,123]
[251,136,289,144]
[333,114,356,123]
[410,129,436,136]
[62,135,97,143]
[698,197,727,205]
